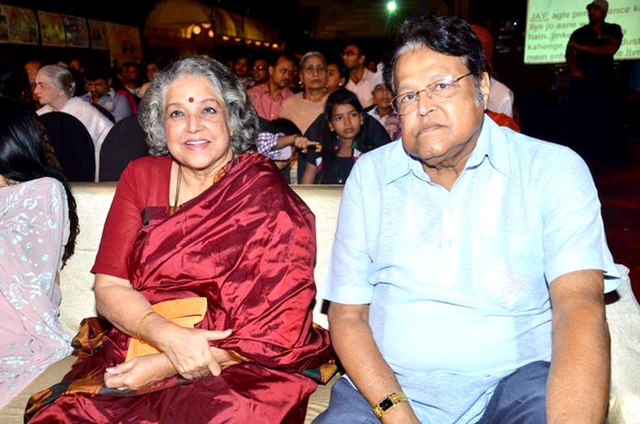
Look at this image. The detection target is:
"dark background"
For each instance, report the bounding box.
[1,0,638,291]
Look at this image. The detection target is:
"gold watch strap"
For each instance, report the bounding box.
[372,392,408,418]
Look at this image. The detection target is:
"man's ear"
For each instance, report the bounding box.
[480,72,491,108]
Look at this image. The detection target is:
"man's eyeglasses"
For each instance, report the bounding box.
[252,66,267,71]
[391,72,474,116]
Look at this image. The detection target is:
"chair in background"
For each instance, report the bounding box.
[99,115,149,181]
[39,112,95,182]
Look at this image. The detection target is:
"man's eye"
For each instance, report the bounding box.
[401,92,418,103]
[432,82,454,92]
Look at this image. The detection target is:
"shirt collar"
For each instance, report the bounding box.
[382,115,511,185]
[382,140,417,185]
[466,115,511,177]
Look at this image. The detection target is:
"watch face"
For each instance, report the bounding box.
[379,397,394,411]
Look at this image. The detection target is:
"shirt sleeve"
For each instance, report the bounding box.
[91,162,145,279]
[256,131,278,156]
[541,147,620,292]
[112,95,133,123]
[610,23,623,41]
[323,161,375,303]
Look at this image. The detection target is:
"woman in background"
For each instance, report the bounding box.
[34,64,113,181]
[0,97,79,408]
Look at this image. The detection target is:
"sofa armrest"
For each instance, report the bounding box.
[606,264,640,423]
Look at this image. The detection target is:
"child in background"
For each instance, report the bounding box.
[366,73,402,140]
[301,88,390,184]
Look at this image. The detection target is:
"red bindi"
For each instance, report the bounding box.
[188,97,194,103]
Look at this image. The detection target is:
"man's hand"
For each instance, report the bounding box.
[381,402,421,423]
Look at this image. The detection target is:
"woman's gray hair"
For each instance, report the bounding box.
[138,56,259,156]
[300,51,327,68]
[38,65,76,97]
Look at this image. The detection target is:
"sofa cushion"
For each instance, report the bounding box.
[2,183,639,423]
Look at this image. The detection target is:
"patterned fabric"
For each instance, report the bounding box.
[0,178,71,408]
[367,108,402,140]
[256,131,278,156]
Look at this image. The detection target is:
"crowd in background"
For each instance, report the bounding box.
[2,5,640,421]
[0,24,526,186]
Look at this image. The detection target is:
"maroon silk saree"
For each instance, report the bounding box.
[26,153,334,423]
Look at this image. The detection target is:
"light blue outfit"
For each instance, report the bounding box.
[81,89,133,123]
[322,116,620,423]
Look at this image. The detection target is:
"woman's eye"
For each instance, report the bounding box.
[169,110,184,118]
[203,106,217,114]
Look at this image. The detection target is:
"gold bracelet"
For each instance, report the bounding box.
[372,392,408,419]
[135,310,156,341]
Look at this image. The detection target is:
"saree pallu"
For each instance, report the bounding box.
[26,153,334,423]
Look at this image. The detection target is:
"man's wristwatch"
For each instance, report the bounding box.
[372,392,408,419]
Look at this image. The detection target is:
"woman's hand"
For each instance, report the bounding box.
[104,353,174,391]
[104,343,240,391]
[152,320,233,380]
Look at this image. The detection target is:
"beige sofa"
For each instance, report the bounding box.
[2,183,639,423]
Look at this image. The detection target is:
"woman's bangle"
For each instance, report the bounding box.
[135,310,156,341]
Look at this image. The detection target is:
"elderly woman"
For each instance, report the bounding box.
[0,97,79,408]
[25,56,334,423]
[34,64,113,181]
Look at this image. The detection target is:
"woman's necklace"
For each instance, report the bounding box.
[170,163,228,215]
[171,165,182,214]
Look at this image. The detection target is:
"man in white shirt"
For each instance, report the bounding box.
[342,43,380,108]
